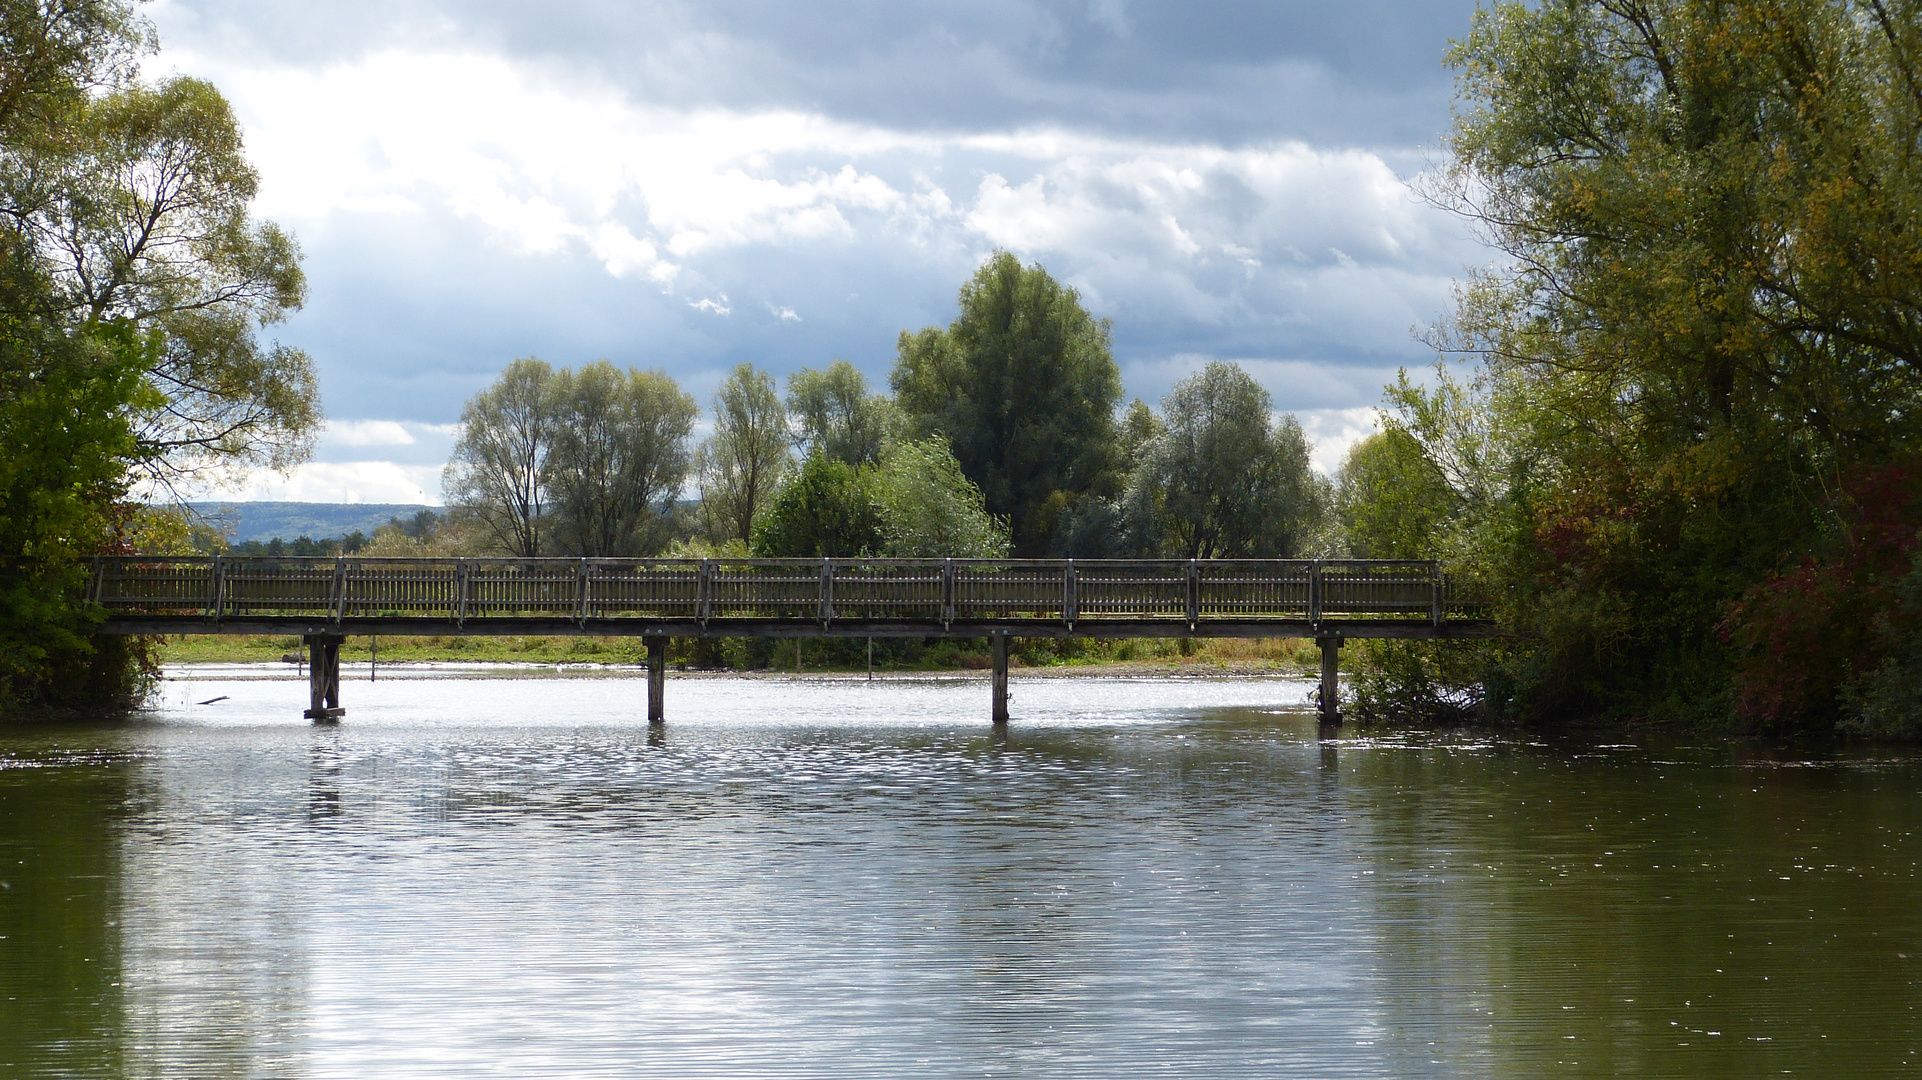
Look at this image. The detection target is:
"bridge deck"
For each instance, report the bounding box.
[89,556,1496,639]
[92,556,1497,725]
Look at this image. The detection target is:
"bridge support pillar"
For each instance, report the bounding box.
[304,634,344,723]
[1316,634,1344,728]
[647,637,666,725]
[991,633,1010,726]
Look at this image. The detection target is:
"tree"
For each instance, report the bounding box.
[1116,398,1161,475]
[1336,429,1459,560]
[0,1,309,715]
[443,357,555,558]
[873,437,1008,558]
[9,73,318,483]
[0,0,148,141]
[1126,362,1322,559]
[0,292,153,715]
[1416,0,1922,730]
[545,362,697,556]
[786,359,894,467]
[892,251,1122,555]
[697,363,789,544]
[750,453,884,558]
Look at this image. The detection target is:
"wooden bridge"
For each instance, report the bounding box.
[91,555,1495,726]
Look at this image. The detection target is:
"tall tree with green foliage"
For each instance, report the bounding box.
[697,362,790,545]
[1337,430,1460,561]
[545,362,697,556]
[892,252,1122,555]
[443,357,556,558]
[786,359,894,467]
[873,437,1008,558]
[0,276,153,715]
[1391,0,1922,731]
[18,75,317,483]
[1125,362,1323,559]
[0,0,313,715]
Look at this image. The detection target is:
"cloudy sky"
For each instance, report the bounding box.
[148,0,1492,504]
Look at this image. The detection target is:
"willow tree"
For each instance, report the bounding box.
[545,362,697,556]
[443,358,556,558]
[892,252,1121,555]
[1415,0,1922,730]
[696,363,789,544]
[1126,362,1323,559]
[786,359,894,467]
[0,1,315,715]
[10,70,318,484]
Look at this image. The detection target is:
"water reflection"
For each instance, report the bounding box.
[0,743,130,1078]
[308,735,343,821]
[0,673,1916,1077]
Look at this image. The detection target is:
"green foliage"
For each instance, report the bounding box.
[0,0,316,715]
[1843,554,1922,740]
[546,362,697,556]
[750,453,884,558]
[1125,361,1325,559]
[1336,430,1457,559]
[443,357,555,557]
[445,357,698,557]
[1363,0,1922,733]
[751,436,1008,559]
[892,251,1122,555]
[873,437,1009,558]
[786,359,895,467]
[0,299,155,715]
[1116,398,1161,474]
[12,73,319,480]
[121,504,228,554]
[1346,640,1486,727]
[697,362,790,544]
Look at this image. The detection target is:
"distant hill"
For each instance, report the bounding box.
[186,501,435,544]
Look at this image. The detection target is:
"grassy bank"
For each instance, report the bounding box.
[154,633,1321,675]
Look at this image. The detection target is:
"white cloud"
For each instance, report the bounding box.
[158,45,1469,334]
[1297,406,1382,475]
[132,36,1485,501]
[228,461,444,504]
[325,419,416,446]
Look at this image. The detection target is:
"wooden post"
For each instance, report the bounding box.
[867,637,873,681]
[1317,634,1343,728]
[647,636,666,725]
[304,634,344,723]
[991,633,1009,726]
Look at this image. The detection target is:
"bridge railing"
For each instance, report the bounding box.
[91,555,1479,627]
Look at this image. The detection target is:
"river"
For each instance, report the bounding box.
[1,665,1917,1078]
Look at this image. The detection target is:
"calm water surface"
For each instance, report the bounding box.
[2,666,1919,1077]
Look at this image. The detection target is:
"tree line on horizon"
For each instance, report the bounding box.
[434,251,1330,566]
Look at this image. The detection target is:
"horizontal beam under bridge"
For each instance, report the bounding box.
[97,616,1503,639]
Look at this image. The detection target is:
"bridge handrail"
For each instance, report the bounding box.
[88,555,1486,627]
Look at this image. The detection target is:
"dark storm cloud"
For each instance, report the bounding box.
[153,0,1483,147]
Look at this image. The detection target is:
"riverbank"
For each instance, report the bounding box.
[152,632,1322,676]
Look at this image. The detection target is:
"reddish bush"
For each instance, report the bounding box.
[1723,461,1922,729]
